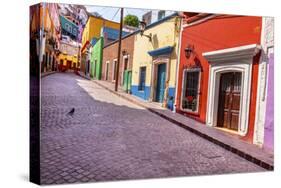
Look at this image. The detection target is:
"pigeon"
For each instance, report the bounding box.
[67,108,75,117]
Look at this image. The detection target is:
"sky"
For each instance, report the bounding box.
[85,5,151,22]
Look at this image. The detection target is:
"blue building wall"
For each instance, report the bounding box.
[131,85,151,101]
[131,86,175,110]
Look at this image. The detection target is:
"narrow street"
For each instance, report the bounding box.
[40,73,264,184]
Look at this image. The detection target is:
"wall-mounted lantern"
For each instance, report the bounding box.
[183,44,202,70]
[184,44,195,59]
[139,21,152,42]
[122,49,127,56]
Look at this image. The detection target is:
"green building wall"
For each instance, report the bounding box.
[90,37,104,80]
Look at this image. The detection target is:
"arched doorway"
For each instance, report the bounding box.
[203,44,261,136]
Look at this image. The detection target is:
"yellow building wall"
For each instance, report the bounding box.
[81,16,120,50]
[132,16,180,88]
[58,53,78,66]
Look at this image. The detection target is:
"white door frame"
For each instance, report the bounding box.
[150,55,170,103]
[203,44,261,136]
[112,59,117,82]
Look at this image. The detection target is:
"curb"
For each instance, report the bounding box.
[93,80,274,171]
[77,72,91,80]
[41,71,57,78]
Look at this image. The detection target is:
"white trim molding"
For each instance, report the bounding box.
[253,17,274,146]
[203,44,261,63]
[180,68,201,114]
[204,44,261,136]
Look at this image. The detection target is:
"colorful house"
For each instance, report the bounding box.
[80,16,120,76]
[34,3,61,73]
[253,17,274,151]
[131,13,180,110]
[175,13,262,144]
[90,27,129,80]
[90,37,104,79]
[102,31,136,92]
[57,39,80,72]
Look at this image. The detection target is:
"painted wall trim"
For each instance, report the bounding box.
[148,46,174,57]
[182,15,218,28]
[180,68,201,114]
[203,44,261,63]
[173,17,183,112]
[253,17,267,146]
[205,44,260,136]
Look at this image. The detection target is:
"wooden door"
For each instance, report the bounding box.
[123,58,128,85]
[67,61,72,70]
[155,63,166,103]
[217,72,241,131]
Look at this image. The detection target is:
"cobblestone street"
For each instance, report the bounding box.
[40,73,265,185]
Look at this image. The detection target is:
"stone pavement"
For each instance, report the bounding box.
[93,79,274,170]
[40,73,265,185]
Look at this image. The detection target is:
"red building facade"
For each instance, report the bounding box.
[175,13,262,143]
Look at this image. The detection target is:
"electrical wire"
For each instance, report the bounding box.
[125,8,130,16]
[111,8,120,21]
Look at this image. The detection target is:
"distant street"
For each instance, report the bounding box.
[40,73,264,184]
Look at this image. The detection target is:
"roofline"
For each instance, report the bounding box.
[83,15,120,37]
[87,14,120,25]
[103,12,179,49]
[145,12,179,30]
[103,30,138,48]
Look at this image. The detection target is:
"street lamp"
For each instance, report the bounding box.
[139,21,152,41]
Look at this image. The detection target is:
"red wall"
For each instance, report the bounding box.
[176,15,262,142]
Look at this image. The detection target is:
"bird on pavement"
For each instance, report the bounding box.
[67,108,75,117]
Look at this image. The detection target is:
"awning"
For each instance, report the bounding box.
[148,46,174,57]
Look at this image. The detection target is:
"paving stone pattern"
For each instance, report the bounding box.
[40,73,265,185]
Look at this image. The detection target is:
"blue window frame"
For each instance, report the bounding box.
[138,67,146,91]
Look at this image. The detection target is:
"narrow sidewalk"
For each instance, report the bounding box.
[91,79,273,170]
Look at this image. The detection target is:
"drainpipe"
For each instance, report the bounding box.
[173,15,183,113]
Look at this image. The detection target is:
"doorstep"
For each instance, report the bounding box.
[92,79,274,170]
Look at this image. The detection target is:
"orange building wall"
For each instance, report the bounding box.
[176,15,262,142]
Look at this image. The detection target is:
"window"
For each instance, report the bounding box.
[158,11,165,20]
[138,67,146,91]
[181,69,201,112]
